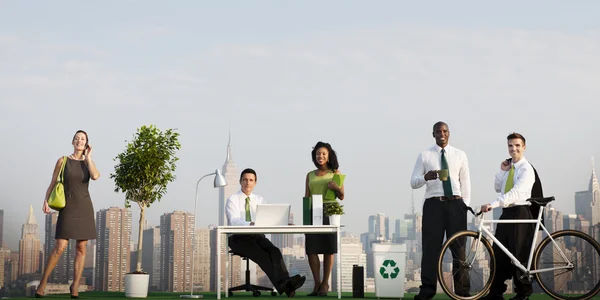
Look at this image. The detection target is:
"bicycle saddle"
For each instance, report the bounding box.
[527,196,555,206]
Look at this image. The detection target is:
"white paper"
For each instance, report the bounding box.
[312,194,323,226]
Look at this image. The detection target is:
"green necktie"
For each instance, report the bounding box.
[441,149,453,197]
[504,165,515,194]
[245,197,251,222]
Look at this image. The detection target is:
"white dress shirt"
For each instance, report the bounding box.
[225,191,266,226]
[490,157,535,209]
[410,144,471,206]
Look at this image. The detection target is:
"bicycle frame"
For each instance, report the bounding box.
[471,205,574,276]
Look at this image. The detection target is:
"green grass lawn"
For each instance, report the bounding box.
[29,292,600,299]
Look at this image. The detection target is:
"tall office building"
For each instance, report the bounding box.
[574,159,600,226]
[212,135,243,291]
[142,226,161,291]
[368,215,376,237]
[545,207,564,233]
[95,207,132,291]
[210,225,243,292]
[160,211,194,292]
[19,206,42,276]
[219,133,239,227]
[194,228,211,291]
[0,248,10,288]
[271,213,295,249]
[370,213,389,241]
[332,236,367,292]
[44,212,75,283]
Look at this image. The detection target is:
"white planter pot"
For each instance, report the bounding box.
[124,273,150,298]
[329,215,341,226]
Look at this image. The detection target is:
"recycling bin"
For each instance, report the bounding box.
[372,243,406,298]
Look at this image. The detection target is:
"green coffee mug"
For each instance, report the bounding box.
[437,169,449,181]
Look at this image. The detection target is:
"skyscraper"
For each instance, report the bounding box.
[160,211,194,292]
[0,248,10,288]
[142,226,161,291]
[368,215,376,237]
[271,213,295,249]
[219,133,239,227]
[95,207,132,291]
[332,236,367,292]
[372,213,389,240]
[44,212,75,284]
[18,206,42,276]
[210,225,243,292]
[574,158,600,226]
[194,228,211,291]
[212,135,243,291]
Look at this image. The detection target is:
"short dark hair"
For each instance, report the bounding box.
[240,168,257,181]
[433,121,448,132]
[311,141,339,171]
[507,132,526,145]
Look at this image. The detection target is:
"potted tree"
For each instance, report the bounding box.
[323,201,344,226]
[110,125,180,298]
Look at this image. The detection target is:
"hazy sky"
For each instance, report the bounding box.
[1,1,600,249]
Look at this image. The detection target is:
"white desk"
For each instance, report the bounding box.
[216,225,342,299]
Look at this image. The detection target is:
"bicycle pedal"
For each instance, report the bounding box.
[517,274,533,284]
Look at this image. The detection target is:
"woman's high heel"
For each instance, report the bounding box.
[70,284,79,299]
[307,284,320,296]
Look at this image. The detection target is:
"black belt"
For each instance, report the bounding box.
[427,196,462,201]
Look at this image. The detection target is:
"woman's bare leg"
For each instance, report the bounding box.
[36,239,68,295]
[308,254,321,293]
[70,240,88,296]
[319,254,334,294]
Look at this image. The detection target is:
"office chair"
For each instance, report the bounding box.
[228,251,278,297]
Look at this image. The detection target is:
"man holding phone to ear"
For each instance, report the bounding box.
[480,133,536,300]
[410,121,471,300]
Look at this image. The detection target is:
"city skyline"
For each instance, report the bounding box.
[2,166,598,294]
[2,0,600,252]
[2,156,600,249]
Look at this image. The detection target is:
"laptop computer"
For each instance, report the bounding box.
[254,204,291,226]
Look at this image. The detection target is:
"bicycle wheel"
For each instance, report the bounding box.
[438,230,495,300]
[533,230,600,300]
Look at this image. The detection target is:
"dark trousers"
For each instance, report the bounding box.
[489,206,535,296]
[228,234,290,292]
[419,197,469,298]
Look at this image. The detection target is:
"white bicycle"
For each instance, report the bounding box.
[437,196,600,300]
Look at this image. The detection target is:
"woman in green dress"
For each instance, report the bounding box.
[304,141,345,296]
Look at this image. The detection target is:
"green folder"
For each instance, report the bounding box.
[324,174,345,201]
[303,197,312,225]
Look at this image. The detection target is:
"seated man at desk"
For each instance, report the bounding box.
[225,168,306,297]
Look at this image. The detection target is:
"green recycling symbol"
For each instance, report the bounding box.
[379,259,400,279]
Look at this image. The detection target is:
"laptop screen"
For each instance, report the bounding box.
[254,204,291,226]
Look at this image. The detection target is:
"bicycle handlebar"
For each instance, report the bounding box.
[467,206,484,217]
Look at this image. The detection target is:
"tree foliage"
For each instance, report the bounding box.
[111,125,180,209]
[110,125,180,274]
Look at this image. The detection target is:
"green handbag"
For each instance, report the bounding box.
[48,156,67,211]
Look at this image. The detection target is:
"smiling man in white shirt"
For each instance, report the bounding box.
[225,168,306,297]
[480,133,536,300]
[410,121,471,300]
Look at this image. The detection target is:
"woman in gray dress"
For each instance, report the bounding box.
[36,130,100,298]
